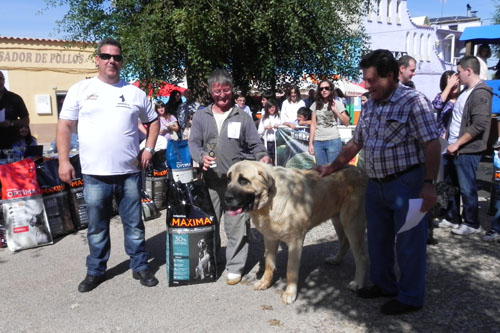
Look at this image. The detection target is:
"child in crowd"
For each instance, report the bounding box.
[258,99,281,163]
[182,112,194,140]
[283,106,312,130]
[234,93,253,117]
[156,102,179,141]
[12,125,37,148]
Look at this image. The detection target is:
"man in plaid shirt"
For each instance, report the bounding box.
[317,49,441,315]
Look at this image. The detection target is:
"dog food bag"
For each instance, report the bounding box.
[36,158,75,237]
[68,155,89,229]
[0,207,6,248]
[166,179,218,286]
[144,149,168,210]
[0,159,53,252]
[166,140,193,183]
[141,190,160,221]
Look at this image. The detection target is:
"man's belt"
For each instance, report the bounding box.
[370,164,421,183]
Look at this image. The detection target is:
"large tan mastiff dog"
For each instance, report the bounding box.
[225,160,368,304]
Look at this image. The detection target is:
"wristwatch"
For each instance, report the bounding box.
[144,147,155,154]
[424,179,436,185]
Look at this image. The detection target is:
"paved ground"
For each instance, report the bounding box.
[1,158,499,332]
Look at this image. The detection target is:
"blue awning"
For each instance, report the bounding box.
[459,25,500,44]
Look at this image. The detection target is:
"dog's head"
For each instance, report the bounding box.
[225,161,276,216]
[197,239,207,250]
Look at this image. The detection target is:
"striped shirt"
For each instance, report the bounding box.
[353,84,439,179]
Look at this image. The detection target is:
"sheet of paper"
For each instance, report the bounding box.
[398,198,426,234]
[227,122,241,139]
[0,108,5,123]
[440,137,449,154]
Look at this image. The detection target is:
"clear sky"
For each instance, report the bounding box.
[0,0,498,39]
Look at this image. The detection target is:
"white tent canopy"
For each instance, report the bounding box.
[333,80,367,97]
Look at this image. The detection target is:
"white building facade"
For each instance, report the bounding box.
[363,0,480,100]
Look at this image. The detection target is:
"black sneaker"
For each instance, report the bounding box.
[357,285,397,299]
[381,299,422,315]
[78,274,106,293]
[132,270,159,287]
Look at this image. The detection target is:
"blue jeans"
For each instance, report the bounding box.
[313,138,342,166]
[442,154,481,228]
[365,165,427,307]
[83,173,148,276]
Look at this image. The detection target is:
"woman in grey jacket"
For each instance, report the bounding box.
[188,69,271,285]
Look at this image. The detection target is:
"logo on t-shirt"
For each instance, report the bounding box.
[119,95,125,102]
[85,94,98,101]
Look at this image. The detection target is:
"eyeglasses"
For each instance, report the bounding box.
[212,88,231,96]
[319,86,330,91]
[99,53,123,62]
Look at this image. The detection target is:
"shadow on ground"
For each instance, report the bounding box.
[240,207,499,332]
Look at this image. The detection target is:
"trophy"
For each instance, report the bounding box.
[207,139,217,168]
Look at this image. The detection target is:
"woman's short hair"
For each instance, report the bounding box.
[208,69,233,92]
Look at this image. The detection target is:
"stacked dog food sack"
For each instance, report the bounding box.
[141,190,160,221]
[143,149,168,210]
[67,155,89,229]
[0,208,6,248]
[36,158,75,238]
[0,159,53,252]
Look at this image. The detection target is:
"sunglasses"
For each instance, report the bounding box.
[319,86,330,91]
[99,53,123,62]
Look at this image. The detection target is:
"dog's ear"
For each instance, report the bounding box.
[253,168,276,210]
[258,169,276,195]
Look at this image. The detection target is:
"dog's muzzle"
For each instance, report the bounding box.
[224,187,255,216]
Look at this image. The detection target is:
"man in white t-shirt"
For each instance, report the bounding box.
[56,38,160,293]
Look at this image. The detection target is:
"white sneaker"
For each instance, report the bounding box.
[451,224,481,235]
[481,230,500,242]
[226,272,242,285]
[438,219,458,228]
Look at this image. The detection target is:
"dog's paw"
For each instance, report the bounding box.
[254,279,271,290]
[281,290,297,304]
[347,280,360,291]
[324,256,342,265]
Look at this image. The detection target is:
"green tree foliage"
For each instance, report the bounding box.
[46,0,369,99]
